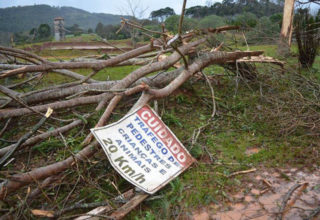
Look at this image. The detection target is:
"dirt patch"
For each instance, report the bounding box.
[245,147,261,156]
[192,167,320,220]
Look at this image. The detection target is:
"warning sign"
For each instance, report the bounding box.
[91,105,194,194]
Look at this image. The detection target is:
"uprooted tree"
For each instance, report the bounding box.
[0,1,273,218]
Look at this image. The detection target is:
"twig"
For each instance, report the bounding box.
[191,71,217,147]
[121,18,167,37]
[228,168,257,177]
[6,73,41,89]
[0,108,53,168]
[178,0,187,36]
[0,118,12,138]
[110,193,149,220]
[283,182,308,216]
[201,71,216,119]
[74,189,134,220]
[304,206,320,220]
[54,200,112,218]
[0,84,70,122]
[262,179,273,188]
[100,39,126,53]
[276,183,307,220]
[242,31,250,51]
[0,138,16,144]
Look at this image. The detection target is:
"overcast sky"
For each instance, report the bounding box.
[0,0,211,17]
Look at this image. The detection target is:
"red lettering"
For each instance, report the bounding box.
[137,106,192,166]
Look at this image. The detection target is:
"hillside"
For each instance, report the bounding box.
[0,4,125,33]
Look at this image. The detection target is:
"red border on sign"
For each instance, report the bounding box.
[137,106,192,167]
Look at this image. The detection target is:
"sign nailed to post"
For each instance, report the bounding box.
[91,105,194,194]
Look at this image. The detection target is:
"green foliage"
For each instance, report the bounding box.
[95,22,130,40]
[185,0,283,18]
[37,23,51,38]
[13,32,29,45]
[190,144,204,159]
[14,22,52,44]
[186,6,210,18]
[150,7,175,22]
[246,16,280,44]
[95,22,104,36]
[135,211,156,220]
[231,12,258,28]
[165,15,197,33]
[0,5,125,33]
[269,13,283,27]
[198,15,226,29]
[162,111,183,127]
[294,9,320,68]
[66,24,83,36]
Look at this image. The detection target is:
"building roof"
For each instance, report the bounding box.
[54,17,64,20]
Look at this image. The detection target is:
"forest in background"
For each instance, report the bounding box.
[0,0,290,45]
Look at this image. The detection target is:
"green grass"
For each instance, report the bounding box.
[74,65,141,81]
[63,33,102,42]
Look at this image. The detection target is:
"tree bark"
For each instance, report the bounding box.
[278,0,295,55]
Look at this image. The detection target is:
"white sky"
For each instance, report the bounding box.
[0,0,212,17]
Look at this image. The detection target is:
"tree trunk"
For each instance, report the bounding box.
[278,0,295,56]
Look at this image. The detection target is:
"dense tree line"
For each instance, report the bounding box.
[185,0,283,18]
[95,22,131,40]
[8,0,286,44]
[0,5,125,33]
[13,23,52,45]
[93,0,284,42]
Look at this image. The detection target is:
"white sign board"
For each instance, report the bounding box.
[91,105,194,194]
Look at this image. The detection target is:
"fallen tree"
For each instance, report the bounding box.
[0,1,268,218]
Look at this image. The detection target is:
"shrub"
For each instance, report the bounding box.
[294,9,320,68]
[198,15,226,29]
[165,15,198,33]
[232,12,258,28]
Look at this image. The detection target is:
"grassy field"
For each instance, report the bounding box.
[1,38,319,218]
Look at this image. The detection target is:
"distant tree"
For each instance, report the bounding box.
[120,0,148,48]
[232,12,258,28]
[165,15,197,33]
[198,15,226,29]
[183,0,283,18]
[88,28,93,34]
[67,24,83,36]
[294,9,320,68]
[95,22,104,36]
[186,6,209,18]
[13,32,29,44]
[37,24,51,39]
[150,7,175,22]
[29,28,37,40]
[29,28,37,35]
[246,16,280,44]
[269,13,282,28]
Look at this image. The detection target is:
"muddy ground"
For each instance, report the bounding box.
[192,167,320,220]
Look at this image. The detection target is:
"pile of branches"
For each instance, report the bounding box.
[0,2,263,219]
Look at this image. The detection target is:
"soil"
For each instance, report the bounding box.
[192,167,320,220]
